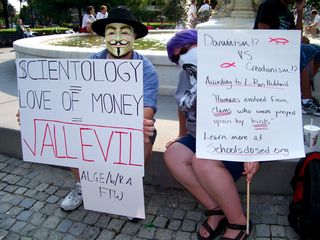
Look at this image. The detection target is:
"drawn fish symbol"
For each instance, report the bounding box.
[220,62,236,68]
[269,37,289,45]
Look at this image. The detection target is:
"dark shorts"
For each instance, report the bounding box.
[80,27,89,33]
[176,134,244,181]
[150,128,157,145]
[301,43,320,70]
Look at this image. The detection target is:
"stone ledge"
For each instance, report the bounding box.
[0,124,298,195]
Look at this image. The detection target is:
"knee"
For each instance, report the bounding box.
[192,158,222,173]
[163,146,175,166]
[164,144,193,169]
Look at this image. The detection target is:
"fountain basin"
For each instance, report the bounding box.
[13,32,180,96]
[13,31,320,97]
[197,17,255,29]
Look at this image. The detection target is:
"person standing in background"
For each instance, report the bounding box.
[187,0,198,29]
[81,5,96,33]
[24,28,35,37]
[254,0,320,116]
[96,5,108,20]
[198,0,212,23]
[198,0,211,12]
[305,9,320,36]
[16,19,25,39]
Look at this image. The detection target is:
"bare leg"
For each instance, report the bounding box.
[70,167,80,181]
[144,141,153,165]
[301,58,320,100]
[164,143,223,238]
[193,158,247,238]
[301,66,312,99]
[313,61,320,76]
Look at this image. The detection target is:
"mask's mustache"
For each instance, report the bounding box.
[109,40,128,47]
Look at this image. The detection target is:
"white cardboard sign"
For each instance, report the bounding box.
[17,58,145,176]
[197,29,304,161]
[79,165,145,218]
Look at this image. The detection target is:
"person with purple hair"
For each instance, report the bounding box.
[164,29,260,240]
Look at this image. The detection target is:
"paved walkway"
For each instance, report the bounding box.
[0,47,300,239]
[0,153,299,240]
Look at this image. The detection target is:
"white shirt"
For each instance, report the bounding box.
[315,15,320,30]
[24,31,34,37]
[198,3,211,13]
[96,11,108,20]
[188,4,197,21]
[82,14,96,28]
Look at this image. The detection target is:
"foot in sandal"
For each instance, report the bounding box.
[197,208,227,240]
[220,221,253,240]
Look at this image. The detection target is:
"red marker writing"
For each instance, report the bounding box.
[253,123,268,130]
[269,37,289,45]
[220,62,236,68]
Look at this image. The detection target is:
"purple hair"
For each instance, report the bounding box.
[167,29,197,64]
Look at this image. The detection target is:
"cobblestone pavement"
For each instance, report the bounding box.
[0,153,300,240]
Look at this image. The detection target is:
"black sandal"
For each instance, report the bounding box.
[197,208,227,240]
[220,220,253,240]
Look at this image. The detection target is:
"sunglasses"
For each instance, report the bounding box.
[172,46,191,63]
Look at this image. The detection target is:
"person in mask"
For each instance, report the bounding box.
[58,7,159,212]
[164,29,260,240]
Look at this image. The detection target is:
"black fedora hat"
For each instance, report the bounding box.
[92,8,148,39]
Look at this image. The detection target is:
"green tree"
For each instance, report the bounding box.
[163,0,187,23]
[31,0,108,26]
[7,3,16,27]
[20,0,169,27]
[0,0,15,28]
[306,0,319,9]
[0,0,9,28]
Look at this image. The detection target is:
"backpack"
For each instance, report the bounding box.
[288,152,320,239]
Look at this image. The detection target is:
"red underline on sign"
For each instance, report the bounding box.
[213,112,232,117]
[34,119,142,131]
[207,153,282,156]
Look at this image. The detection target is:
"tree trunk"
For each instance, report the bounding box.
[28,0,34,27]
[1,0,10,28]
[78,7,82,29]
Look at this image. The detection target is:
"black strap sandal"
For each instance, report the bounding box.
[220,220,253,240]
[197,208,227,240]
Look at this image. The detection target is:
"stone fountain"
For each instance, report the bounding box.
[13,31,180,96]
[13,0,320,95]
[197,0,260,29]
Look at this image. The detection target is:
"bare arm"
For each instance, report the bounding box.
[257,22,271,29]
[166,109,188,148]
[16,110,20,125]
[143,107,155,164]
[243,162,260,183]
[178,109,188,137]
[192,12,197,20]
[295,0,305,31]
